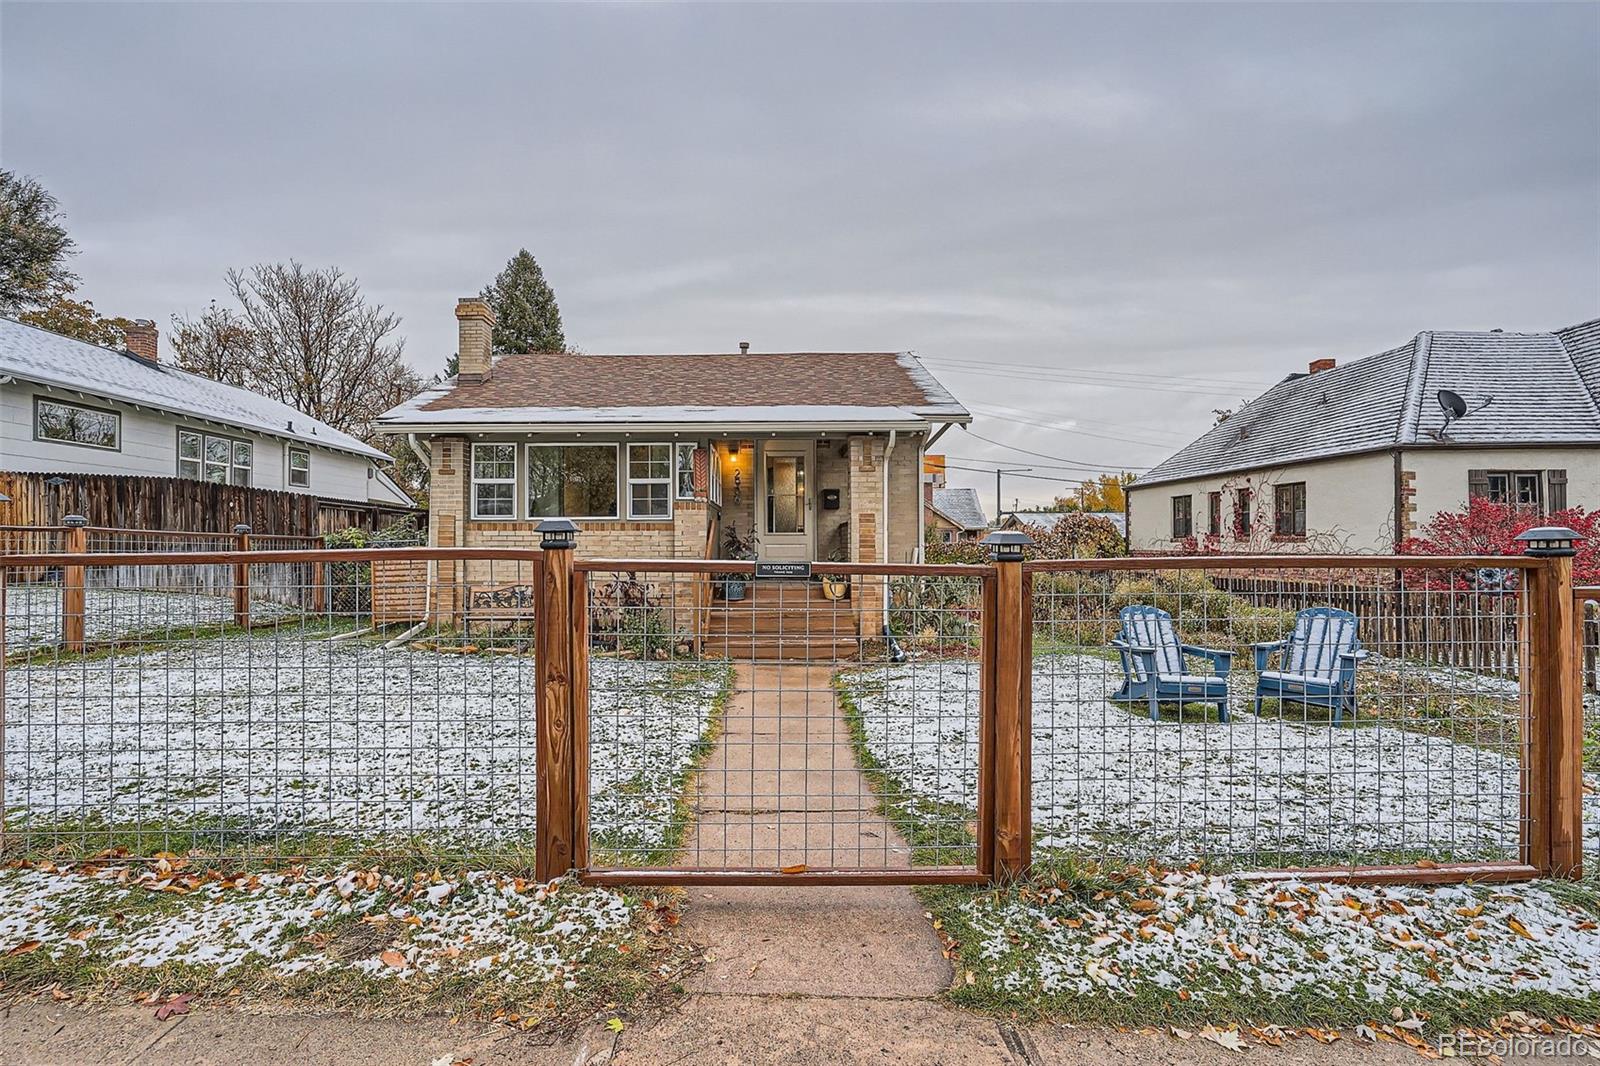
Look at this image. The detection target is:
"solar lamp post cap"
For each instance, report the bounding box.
[1515,526,1581,558]
[981,530,1034,561]
[537,518,580,550]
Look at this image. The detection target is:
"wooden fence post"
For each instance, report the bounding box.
[1518,528,1582,878]
[232,524,252,629]
[62,515,87,652]
[982,531,1032,881]
[535,519,580,882]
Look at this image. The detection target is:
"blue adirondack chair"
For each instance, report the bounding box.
[1110,605,1233,722]
[1252,607,1367,724]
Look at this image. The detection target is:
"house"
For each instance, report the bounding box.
[374,297,971,626]
[998,509,1126,537]
[921,458,987,542]
[1126,318,1600,554]
[925,487,988,542]
[0,316,414,528]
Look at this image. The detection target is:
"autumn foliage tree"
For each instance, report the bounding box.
[1052,472,1136,513]
[1400,498,1600,585]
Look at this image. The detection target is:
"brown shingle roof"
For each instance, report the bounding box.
[420,352,942,411]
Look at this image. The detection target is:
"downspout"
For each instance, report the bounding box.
[915,433,926,563]
[881,429,898,639]
[407,432,436,626]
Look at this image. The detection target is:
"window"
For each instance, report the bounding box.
[178,430,203,479]
[287,447,312,490]
[1235,488,1253,537]
[1171,495,1193,539]
[675,442,698,500]
[1274,482,1307,537]
[471,443,516,518]
[527,443,619,519]
[1207,492,1222,537]
[1476,470,1544,510]
[627,443,672,519]
[35,398,119,450]
[178,430,252,485]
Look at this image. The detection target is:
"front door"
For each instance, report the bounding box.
[757,440,813,562]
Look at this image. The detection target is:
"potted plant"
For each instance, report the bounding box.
[819,544,850,601]
[721,523,758,602]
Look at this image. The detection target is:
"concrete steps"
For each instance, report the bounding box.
[703,580,860,660]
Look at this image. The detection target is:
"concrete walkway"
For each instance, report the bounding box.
[675,662,950,998]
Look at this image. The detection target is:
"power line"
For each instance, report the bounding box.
[947,429,1150,471]
[929,360,1266,399]
[925,355,1276,390]
[971,406,1181,448]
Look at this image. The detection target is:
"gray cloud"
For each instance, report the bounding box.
[3,2,1595,507]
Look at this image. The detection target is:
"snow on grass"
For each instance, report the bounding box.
[3,585,294,652]
[840,654,1600,865]
[958,867,1600,1015]
[0,860,633,991]
[3,633,727,854]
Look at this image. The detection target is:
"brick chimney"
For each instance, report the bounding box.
[1309,358,1336,374]
[455,298,496,383]
[124,320,159,364]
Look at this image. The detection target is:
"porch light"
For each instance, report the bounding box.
[537,518,579,550]
[1515,526,1581,557]
[981,530,1033,562]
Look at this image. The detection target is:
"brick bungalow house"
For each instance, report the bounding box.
[374,298,971,627]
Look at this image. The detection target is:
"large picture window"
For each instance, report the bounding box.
[628,443,672,519]
[36,398,119,450]
[527,443,619,519]
[472,443,517,518]
[178,429,251,485]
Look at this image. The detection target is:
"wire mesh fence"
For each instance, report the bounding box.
[1,548,542,868]
[1023,558,1565,872]
[580,562,988,878]
[1578,590,1600,874]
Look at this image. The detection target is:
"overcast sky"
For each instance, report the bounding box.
[4,2,1597,509]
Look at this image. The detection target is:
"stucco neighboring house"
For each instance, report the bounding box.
[375,298,971,623]
[1126,318,1600,554]
[925,485,988,543]
[0,316,414,519]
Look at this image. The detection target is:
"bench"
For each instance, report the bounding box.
[463,582,536,636]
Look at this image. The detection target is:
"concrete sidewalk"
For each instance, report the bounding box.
[674,662,950,998]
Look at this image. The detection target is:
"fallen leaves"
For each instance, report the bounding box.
[154,993,193,1021]
[6,940,41,956]
[379,949,407,970]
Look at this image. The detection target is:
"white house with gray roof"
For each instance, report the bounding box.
[0,316,413,510]
[1126,317,1600,554]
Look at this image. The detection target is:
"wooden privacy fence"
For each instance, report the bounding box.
[1210,574,1526,680]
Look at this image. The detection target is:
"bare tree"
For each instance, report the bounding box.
[214,262,417,437]
[169,300,256,387]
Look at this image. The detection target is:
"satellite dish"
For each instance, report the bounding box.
[1438,389,1468,420]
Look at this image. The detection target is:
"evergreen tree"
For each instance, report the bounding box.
[480,249,565,353]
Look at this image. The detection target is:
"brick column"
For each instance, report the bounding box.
[429,436,467,624]
[848,435,886,631]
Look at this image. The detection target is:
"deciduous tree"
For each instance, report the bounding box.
[18,294,132,348]
[0,171,78,315]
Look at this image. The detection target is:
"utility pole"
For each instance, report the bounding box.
[993,468,1030,523]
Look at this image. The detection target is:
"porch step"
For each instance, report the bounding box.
[704,607,859,636]
[700,634,863,662]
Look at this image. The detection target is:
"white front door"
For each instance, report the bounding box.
[757,440,814,562]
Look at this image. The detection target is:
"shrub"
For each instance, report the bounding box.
[1400,498,1600,587]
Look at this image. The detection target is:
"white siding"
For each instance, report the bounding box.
[0,382,384,504]
[1127,452,1395,554]
[1403,446,1600,526]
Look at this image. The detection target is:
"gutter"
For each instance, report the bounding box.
[376,418,939,436]
[882,429,897,634]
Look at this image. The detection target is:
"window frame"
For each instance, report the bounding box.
[287,446,312,490]
[469,442,518,520]
[34,396,121,451]
[674,442,698,500]
[1481,469,1544,510]
[1170,494,1193,539]
[1206,491,1222,537]
[177,427,252,486]
[524,441,622,521]
[626,442,674,521]
[1235,487,1253,537]
[1273,481,1307,537]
